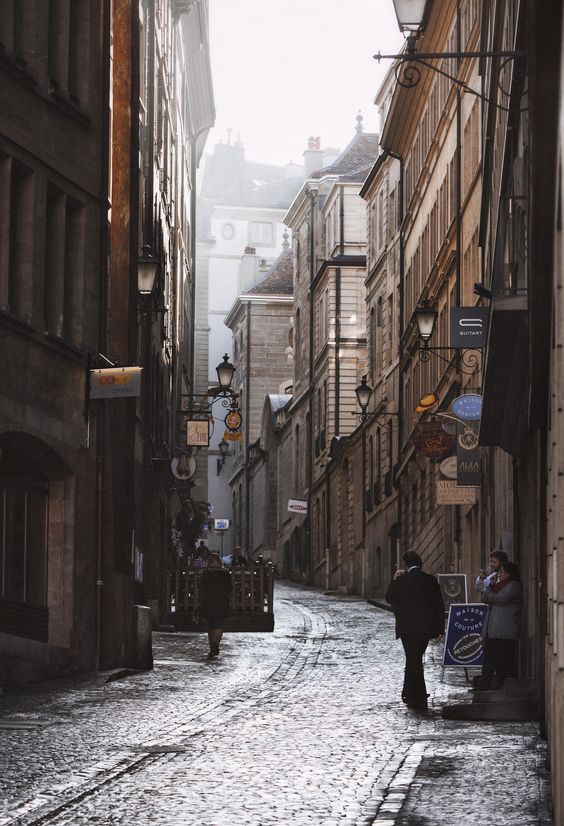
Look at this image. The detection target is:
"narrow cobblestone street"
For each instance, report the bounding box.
[0,584,552,825]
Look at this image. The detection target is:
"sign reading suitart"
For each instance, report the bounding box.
[450,307,490,348]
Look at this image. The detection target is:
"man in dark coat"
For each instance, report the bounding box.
[385,550,445,709]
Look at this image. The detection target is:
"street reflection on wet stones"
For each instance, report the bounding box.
[0,584,552,825]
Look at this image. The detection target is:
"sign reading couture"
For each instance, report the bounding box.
[443,603,487,667]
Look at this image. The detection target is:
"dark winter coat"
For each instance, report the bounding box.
[385,567,445,640]
[200,568,231,620]
[482,580,523,639]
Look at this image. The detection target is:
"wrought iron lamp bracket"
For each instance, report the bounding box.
[374,49,527,111]
[417,344,481,375]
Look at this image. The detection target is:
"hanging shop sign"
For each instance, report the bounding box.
[225,409,243,431]
[436,480,477,505]
[171,453,196,480]
[443,603,487,667]
[223,430,243,442]
[437,574,468,613]
[439,456,458,480]
[186,419,210,447]
[456,421,481,486]
[410,422,456,459]
[214,518,230,530]
[452,393,483,421]
[89,366,142,399]
[450,307,490,348]
[288,498,308,514]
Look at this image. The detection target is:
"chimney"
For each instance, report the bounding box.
[303,135,324,177]
[239,245,259,291]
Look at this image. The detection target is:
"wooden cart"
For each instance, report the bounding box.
[168,565,274,632]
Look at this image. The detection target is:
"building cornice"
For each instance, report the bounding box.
[311,255,366,293]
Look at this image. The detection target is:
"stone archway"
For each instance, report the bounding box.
[0,431,75,649]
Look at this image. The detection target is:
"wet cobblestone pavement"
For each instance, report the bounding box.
[0,583,553,825]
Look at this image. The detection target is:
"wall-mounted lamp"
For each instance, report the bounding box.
[216,354,236,393]
[374,0,525,104]
[412,300,481,375]
[216,438,229,475]
[355,376,373,421]
[137,245,159,295]
[414,300,438,342]
[354,377,400,426]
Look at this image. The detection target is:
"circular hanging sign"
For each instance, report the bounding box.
[225,409,242,431]
[171,453,196,480]
[452,394,483,420]
[439,456,458,480]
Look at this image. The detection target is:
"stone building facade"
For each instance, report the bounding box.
[196,141,304,552]
[0,0,214,683]
[0,1,108,684]
[224,246,294,562]
[283,125,380,587]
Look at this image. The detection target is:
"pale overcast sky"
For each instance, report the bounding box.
[206,0,404,167]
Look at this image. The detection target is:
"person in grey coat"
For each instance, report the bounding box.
[480,561,523,689]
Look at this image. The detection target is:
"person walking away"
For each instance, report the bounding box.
[200,553,231,659]
[385,550,445,709]
[231,546,248,567]
[479,561,523,690]
[475,549,508,595]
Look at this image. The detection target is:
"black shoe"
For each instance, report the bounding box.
[408,699,428,710]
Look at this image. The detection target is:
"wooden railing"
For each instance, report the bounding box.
[169,566,275,631]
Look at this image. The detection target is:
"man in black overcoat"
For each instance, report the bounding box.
[385,550,445,709]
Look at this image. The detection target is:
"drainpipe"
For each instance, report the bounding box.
[388,150,404,566]
[454,0,462,572]
[188,121,215,412]
[245,301,251,555]
[305,190,315,584]
[95,0,112,671]
[335,185,344,435]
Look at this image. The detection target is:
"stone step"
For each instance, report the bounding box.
[442,701,538,721]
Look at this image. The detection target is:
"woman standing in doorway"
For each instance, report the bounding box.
[480,561,523,689]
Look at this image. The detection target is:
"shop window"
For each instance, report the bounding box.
[0,449,48,607]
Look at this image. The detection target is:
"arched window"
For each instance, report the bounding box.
[295,308,301,376]
[294,424,300,493]
[369,307,376,375]
[0,448,48,607]
[376,297,383,373]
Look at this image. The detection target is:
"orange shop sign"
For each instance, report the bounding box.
[89,367,142,399]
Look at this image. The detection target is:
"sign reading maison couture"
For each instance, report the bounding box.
[443,603,487,667]
[452,394,483,420]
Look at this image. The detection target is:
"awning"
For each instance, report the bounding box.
[479,295,529,456]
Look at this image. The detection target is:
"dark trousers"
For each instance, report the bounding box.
[400,634,430,703]
[481,638,518,689]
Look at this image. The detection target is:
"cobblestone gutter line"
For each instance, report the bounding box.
[1,602,328,826]
[357,741,426,825]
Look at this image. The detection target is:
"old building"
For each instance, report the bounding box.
[357,84,403,598]
[377,0,485,591]
[0,3,108,683]
[195,140,305,552]
[225,243,294,562]
[0,0,214,683]
[283,121,380,586]
[475,0,563,820]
